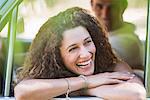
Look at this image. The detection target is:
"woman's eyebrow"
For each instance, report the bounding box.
[84,37,91,41]
[67,44,76,50]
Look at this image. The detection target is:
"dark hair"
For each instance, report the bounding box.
[17,7,119,81]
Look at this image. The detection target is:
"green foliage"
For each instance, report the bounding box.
[44,0,60,8]
[23,0,62,8]
[128,0,147,8]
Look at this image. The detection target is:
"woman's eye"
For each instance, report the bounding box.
[69,47,77,52]
[85,40,92,44]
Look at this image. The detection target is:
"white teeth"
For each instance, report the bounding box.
[76,59,91,68]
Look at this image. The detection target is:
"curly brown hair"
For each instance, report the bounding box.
[17,7,119,82]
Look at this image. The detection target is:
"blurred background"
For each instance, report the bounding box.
[0,0,147,40]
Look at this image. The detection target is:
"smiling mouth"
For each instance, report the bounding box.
[76,59,92,68]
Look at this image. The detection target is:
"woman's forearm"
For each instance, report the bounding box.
[86,82,146,100]
[14,71,135,100]
[14,77,86,100]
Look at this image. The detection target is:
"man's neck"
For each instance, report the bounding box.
[109,18,124,31]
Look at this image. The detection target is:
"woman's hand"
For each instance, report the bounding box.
[86,72,135,88]
[86,82,146,100]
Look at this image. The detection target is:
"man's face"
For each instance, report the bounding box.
[91,0,116,30]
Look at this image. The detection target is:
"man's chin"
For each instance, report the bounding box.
[104,22,111,30]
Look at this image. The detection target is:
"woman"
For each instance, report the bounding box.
[14,7,146,100]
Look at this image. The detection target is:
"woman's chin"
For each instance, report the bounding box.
[77,62,95,76]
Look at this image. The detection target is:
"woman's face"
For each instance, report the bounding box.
[60,26,96,75]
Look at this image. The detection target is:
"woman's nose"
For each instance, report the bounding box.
[79,47,91,58]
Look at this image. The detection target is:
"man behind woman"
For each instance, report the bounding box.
[90,0,144,71]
